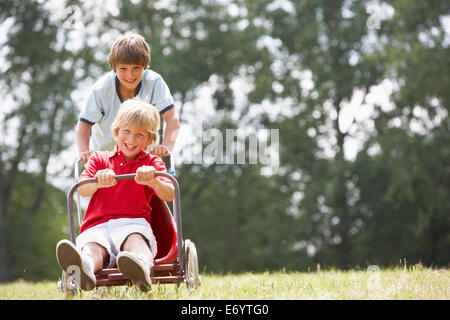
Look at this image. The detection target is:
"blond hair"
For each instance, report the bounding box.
[112,98,160,143]
[108,34,151,70]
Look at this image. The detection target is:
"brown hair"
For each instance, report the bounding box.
[112,98,160,144]
[108,34,151,70]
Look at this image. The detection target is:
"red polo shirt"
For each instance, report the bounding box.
[79,145,172,234]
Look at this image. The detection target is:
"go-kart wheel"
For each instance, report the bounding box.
[184,239,200,292]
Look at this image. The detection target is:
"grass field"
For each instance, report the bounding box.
[0,265,448,300]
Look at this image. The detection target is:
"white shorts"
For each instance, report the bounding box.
[76,218,157,268]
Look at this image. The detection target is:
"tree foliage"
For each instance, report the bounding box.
[0,0,449,281]
[0,0,96,281]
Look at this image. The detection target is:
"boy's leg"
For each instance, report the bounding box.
[121,233,154,267]
[117,233,154,291]
[81,242,110,274]
[75,221,116,269]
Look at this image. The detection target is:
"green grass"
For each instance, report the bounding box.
[1,265,448,300]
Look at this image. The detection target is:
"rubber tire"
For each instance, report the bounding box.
[184,239,200,292]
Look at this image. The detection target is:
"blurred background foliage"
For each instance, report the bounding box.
[0,0,449,281]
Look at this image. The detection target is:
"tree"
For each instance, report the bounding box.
[2,0,447,280]
[243,0,385,268]
[244,0,450,268]
[178,121,300,273]
[0,0,95,282]
[92,0,450,270]
[351,0,450,266]
[6,171,68,280]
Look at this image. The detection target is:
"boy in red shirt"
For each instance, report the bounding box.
[56,98,174,292]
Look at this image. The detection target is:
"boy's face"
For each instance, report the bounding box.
[116,124,152,162]
[115,64,145,92]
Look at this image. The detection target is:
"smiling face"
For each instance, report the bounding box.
[116,124,152,162]
[112,98,160,162]
[115,64,145,94]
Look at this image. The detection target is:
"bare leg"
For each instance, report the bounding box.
[121,233,153,269]
[81,242,109,273]
[117,233,154,291]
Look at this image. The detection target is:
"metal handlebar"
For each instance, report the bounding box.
[73,152,176,226]
[66,171,184,268]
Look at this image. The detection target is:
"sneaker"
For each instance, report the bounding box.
[56,239,96,291]
[116,251,153,292]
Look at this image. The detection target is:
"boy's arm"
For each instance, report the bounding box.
[76,120,95,162]
[77,181,100,197]
[135,166,175,202]
[150,108,180,156]
[149,178,175,202]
